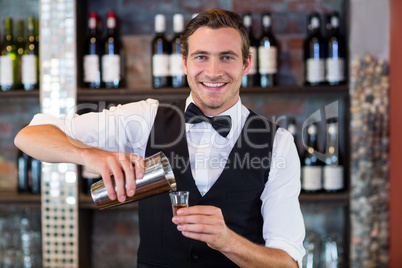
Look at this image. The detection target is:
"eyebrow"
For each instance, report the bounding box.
[190,50,240,58]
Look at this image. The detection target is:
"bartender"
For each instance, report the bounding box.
[15,9,305,267]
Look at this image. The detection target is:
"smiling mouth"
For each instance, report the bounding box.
[201,82,227,87]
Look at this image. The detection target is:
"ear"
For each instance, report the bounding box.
[182,55,188,75]
[242,52,252,76]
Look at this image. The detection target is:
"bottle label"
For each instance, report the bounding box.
[249,46,257,75]
[326,58,345,83]
[83,54,100,82]
[0,55,13,85]
[258,46,277,74]
[102,55,121,82]
[323,165,344,191]
[169,53,184,76]
[302,166,322,191]
[152,54,169,76]
[22,55,37,85]
[306,58,325,83]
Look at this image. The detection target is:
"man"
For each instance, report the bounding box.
[15,9,305,267]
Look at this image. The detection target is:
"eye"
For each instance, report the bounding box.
[195,55,206,60]
[222,55,234,61]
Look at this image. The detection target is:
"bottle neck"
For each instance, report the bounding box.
[106,17,116,33]
[310,17,321,36]
[4,19,13,41]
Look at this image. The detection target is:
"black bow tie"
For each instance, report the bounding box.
[185,103,232,137]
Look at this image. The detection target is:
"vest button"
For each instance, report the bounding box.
[191,252,199,260]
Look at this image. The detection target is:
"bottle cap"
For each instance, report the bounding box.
[107,11,116,29]
[155,14,166,33]
[88,11,97,29]
[311,16,320,29]
[308,124,317,135]
[262,14,271,27]
[173,14,184,33]
[331,16,339,28]
[243,14,252,27]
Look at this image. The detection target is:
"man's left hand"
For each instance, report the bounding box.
[172,205,232,251]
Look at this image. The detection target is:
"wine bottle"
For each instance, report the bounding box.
[22,16,39,90]
[30,157,41,194]
[304,13,326,86]
[258,13,278,88]
[83,12,102,88]
[325,12,346,85]
[301,122,323,192]
[242,13,259,87]
[17,149,30,192]
[170,14,186,88]
[152,14,171,88]
[16,20,25,89]
[286,117,299,155]
[323,118,344,192]
[102,11,121,88]
[0,17,18,91]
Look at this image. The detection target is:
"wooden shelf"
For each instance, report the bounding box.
[0,85,348,103]
[0,90,40,102]
[1,189,349,208]
[300,191,350,205]
[0,190,41,205]
[77,85,349,103]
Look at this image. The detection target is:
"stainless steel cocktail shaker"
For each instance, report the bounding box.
[90,152,176,210]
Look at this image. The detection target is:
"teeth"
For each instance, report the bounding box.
[202,82,226,87]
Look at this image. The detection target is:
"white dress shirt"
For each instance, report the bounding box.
[29,94,306,266]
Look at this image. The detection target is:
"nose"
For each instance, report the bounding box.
[204,58,223,79]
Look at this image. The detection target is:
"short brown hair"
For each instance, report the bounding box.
[181,9,250,64]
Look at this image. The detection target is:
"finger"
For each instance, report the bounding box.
[120,155,135,197]
[109,156,126,203]
[175,214,224,226]
[180,230,216,243]
[131,154,145,180]
[177,205,220,216]
[101,171,116,201]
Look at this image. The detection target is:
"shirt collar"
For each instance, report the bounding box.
[184,93,243,139]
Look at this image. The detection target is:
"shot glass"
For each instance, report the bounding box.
[169,191,189,216]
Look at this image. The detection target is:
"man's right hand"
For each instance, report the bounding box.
[15,124,145,203]
[82,148,145,202]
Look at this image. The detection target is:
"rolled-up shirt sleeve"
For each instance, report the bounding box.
[261,128,306,267]
[28,98,159,156]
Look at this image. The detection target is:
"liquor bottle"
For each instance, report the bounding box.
[286,117,299,155]
[170,14,186,88]
[303,230,322,268]
[0,17,18,91]
[30,157,41,194]
[152,14,171,88]
[301,122,323,192]
[16,20,25,89]
[325,12,346,85]
[22,16,39,90]
[323,118,344,192]
[81,165,101,195]
[242,13,259,87]
[304,13,326,86]
[17,149,30,192]
[258,13,278,88]
[83,12,102,88]
[102,11,121,88]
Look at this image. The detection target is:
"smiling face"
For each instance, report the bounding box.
[183,26,251,116]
